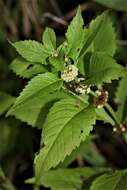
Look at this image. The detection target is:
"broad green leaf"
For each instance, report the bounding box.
[10,57,46,78]
[87,52,124,85]
[77,52,92,77]
[94,0,127,12]
[35,98,96,182]
[39,167,107,189]
[93,14,116,56]
[49,56,64,71]
[79,12,106,57]
[48,44,65,71]
[115,73,127,122]
[12,40,49,63]
[0,92,15,115]
[26,167,108,189]
[95,108,115,125]
[59,137,94,167]
[43,27,56,52]
[90,169,127,190]
[60,136,105,168]
[7,73,63,127]
[66,7,84,60]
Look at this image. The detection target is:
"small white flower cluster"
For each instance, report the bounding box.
[52,51,58,57]
[113,122,127,134]
[97,104,103,109]
[75,85,90,95]
[61,65,78,82]
[95,90,102,96]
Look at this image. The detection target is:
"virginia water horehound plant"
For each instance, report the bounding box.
[4,7,127,190]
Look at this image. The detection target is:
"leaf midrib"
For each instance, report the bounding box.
[37,106,91,182]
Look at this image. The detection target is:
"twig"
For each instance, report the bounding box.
[63,2,95,21]
[49,0,63,17]
[20,0,31,37]
[77,155,84,166]
[20,0,42,40]
[42,12,68,26]
[0,0,18,37]
[117,40,127,46]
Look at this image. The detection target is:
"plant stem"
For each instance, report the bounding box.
[62,86,88,105]
[105,103,120,125]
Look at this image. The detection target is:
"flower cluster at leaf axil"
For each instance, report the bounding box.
[113,122,127,134]
[93,89,109,108]
[61,64,78,82]
[61,64,90,95]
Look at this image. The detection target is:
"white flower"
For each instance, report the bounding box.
[97,105,103,109]
[113,127,117,132]
[65,57,69,62]
[61,65,78,82]
[95,90,102,96]
[52,51,58,57]
[86,87,90,94]
[75,85,90,95]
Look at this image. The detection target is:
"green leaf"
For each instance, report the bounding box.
[10,57,46,78]
[12,40,49,63]
[87,52,124,85]
[39,167,107,189]
[93,14,116,56]
[79,12,117,57]
[79,12,106,57]
[115,73,127,122]
[35,98,96,182]
[65,7,84,60]
[77,52,92,77]
[90,169,127,190]
[0,92,15,115]
[49,56,64,71]
[26,167,108,189]
[7,73,63,127]
[43,27,56,52]
[60,136,105,168]
[48,45,65,71]
[94,0,127,12]
[59,137,94,167]
[95,108,115,125]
